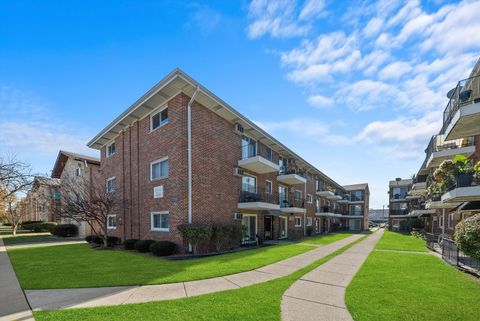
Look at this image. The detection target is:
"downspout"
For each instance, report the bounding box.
[187,86,200,226]
[442,208,445,236]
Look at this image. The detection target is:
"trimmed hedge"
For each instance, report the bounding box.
[134,239,155,253]
[51,224,78,237]
[150,241,176,256]
[22,222,57,232]
[124,239,139,250]
[107,236,121,247]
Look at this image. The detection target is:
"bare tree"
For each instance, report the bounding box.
[3,195,27,235]
[0,155,33,234]
[56,173,119,247]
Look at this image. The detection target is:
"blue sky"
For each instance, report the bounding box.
[1,0,479,208]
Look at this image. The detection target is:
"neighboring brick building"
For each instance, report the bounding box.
[87,68,370,250]
[391,58,480,236]
[51,150,101,237]
[25,177,61,222]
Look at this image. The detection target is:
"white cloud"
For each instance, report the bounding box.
[363,17,383,38]
[186,3,222,34]
[299,0,326,21]
[379,61,412,80]
[307,94,333,108]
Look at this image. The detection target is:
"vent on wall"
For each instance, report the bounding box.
[234,123,244,134]
[233,167,244,176]
[233,213,243,220]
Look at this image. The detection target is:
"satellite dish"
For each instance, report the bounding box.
[395,177,401,182]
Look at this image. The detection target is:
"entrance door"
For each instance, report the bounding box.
[279,216,288,239]
[264,216,273,240]
[242,215,257,242]
[349,219,361,231]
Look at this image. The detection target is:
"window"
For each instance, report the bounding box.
[242,175,256,193]
[241,136,256,159]
[307,194,313,204]
[294,217,302,227]
[75,164,82,177]
[151,107,169,131]
[279,185,287,205]
[392,186,408,199]
[106,177,116,193]
[151,158,169,180]
[279,157,286,174]
[265,180,272,194]
[151,212,169,231]
[315,199,321,212]
[349,205,363,216]
[265,147,272,161]
[107,215,117,229]
[350,190,364,201]
[448,214,454,229]
[294,190,302,201]
[306,217,313,226]
[242,214,257,242]
[439,215,444,228]
[107,142,116,157]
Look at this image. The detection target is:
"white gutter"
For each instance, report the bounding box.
[187,86,200,225]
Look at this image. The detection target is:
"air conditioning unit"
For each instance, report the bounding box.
[234,123,244,134]
[233,167,244,176]
[233,213,243,220]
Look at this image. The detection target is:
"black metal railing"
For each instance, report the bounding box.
[240,143,274,161]
[279,193,305,208]
[391,193,408,200]
[278,166,306,177]
[425,233,438,251]
[441,74,480,134]
[424,135,475,163]
[442,237,480,272]
[444,173,479,192]
[390,209,409,215]
[239,188,278,204]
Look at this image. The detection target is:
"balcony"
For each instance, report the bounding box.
[238,189,280,210]
[338,196,350,204]
[390,193,408,202]
[327,193,342,201]
[409,182,426,196]
[315,206,343,218]
[238,145,279,174]
[389,209,409,216]
[442,174,480,203]
[316,188,334,197]
[425,135,475,169]
[279,195,305,213]
[441,74,480,140]
[277,167,307,185]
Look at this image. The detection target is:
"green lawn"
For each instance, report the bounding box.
[300,232,355,245]
[375,230,428,252]
[33,236,367,321]
[9,243,314,289]
[2,232,58,245]
[346,251,480,321]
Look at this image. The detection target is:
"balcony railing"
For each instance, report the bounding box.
[390,209,409,216]
[239,188,278,204]
[391,193,408,200]
[278,166,306,177]
[425,134,474,163]
[444,173,479,192]
[279,194,305,208]
[241,144,274,161]
[441,74,480,134]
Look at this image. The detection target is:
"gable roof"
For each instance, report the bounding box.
[87,68,347,191]
[342,183,369,191]
[51,150,100,178]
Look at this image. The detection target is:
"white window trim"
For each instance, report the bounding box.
[448,214,454,229]
[151,211,170,232]
[106,141,116,158]
[107,214,117,230]
[306,217,313,226]
[294,217,302,227]
[106,176,116,193]
[295,190,302,200]
[150,105,169,132]
[150,157,169,181]
[307,194,313,204]
[265,180,273,194]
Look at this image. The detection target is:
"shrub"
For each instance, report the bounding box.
[407,219,424,230]
[150,241,176,256]
[135,239,155,253]
[51,224,78,237]
[85,235,94,243]
[410,230,425,240]
[20,220,42,227]
[89,235,104,245]
[177,223,212,254]
[107,236,121,247]
[22,222,57,232]
[211,223,230,252]
[306,225,314,236]
[124,239,139,250]
[454,214,480,262]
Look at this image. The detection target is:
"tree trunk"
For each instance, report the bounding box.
[12,224,17,236]
[103,223,108,247]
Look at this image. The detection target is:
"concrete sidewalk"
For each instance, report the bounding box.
[0,237,35,321]
[25,234,365,311]
[5,240,86,249]
[281,229,384,321]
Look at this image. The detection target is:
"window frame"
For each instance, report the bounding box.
[150,157,169,181]
[150,211,170,232]
[448,214,454,229]
[107,214,117,230]
[294,217,302,227]
[150,106,169,132]
[265,180,273,194]
[439,215,444,228]
[106,141,116,158]
[307,194,313,204]
[242,174,257,193]
[294,190,302,201]
[106,176,116,193]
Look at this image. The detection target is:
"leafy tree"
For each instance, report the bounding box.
[454,214,480,262]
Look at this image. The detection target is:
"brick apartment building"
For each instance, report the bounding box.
[24,177,61,222]
[87,69,369,249]
[388,58,480,235]
[51,150,101,237]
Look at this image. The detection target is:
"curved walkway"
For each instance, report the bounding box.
[25,234,365,311]
[281,229,384,321]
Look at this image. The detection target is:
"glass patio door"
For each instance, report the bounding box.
[242,136,256,159]
[242,215,257,242]
[279,216,287,238]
